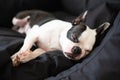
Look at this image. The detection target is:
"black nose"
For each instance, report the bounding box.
[71,46,81,55]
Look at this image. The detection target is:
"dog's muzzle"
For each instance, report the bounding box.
[65,46,81,59]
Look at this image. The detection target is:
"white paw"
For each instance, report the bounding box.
[11,51,23,67]
[18,50,34,63]
[11,51,29,67]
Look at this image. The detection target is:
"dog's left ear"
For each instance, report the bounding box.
[96,22,110,34]
[72,10,88,25]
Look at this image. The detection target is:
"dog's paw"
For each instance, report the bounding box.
[11,50,34,67]
[11,51,25,67]
[11,55,21,67]
[18,50,33,63]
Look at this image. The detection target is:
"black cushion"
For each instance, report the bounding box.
[0,0,120,80]
[0,0,60,27]
[61,0,120,15]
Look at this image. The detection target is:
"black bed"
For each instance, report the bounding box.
[0,0,120,80]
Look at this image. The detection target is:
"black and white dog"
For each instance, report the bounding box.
[11,10,110,66]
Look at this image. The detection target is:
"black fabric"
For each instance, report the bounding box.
[0,0,61,27]
[0,28,24,80]
[10,51,76,80]
[0,28,24,69]
[0,0,120,80]
[61,0,120,15]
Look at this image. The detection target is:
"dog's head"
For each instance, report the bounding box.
[60,11,110,60]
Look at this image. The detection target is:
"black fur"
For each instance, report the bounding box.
[67,23,87,43]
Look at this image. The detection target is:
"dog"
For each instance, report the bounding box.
[11,10,110,66]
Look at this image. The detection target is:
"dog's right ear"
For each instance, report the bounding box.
[72,10,88,25]
[96,22,110,35]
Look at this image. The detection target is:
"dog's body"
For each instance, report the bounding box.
[11,10,110,66]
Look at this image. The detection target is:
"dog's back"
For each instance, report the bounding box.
[12,10,55,33]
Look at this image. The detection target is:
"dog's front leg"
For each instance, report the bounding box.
[11,26,40,66]
[19,48,45,63]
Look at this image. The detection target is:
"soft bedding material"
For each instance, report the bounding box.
[0,0,120,80]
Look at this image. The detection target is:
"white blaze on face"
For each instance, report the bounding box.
[77,26,97,59]
[60,26,77,53]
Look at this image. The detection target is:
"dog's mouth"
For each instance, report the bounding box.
[63,52,81,60]
[64,50,90,60]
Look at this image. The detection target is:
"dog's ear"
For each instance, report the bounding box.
[72,10,88,25]
[12,16,30,27]
[96,22,110,34]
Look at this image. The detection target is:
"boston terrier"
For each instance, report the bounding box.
[11,10,110,66]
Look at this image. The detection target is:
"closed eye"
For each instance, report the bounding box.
[71,33,79,43]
